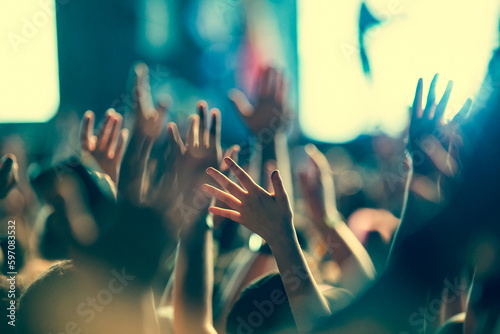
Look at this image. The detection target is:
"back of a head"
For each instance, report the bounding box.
[17,260,144,334]
[226,273,298,334]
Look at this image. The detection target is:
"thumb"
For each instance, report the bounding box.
[229,88,254,118]
[271,170,290,208]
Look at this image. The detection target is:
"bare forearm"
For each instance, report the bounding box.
[318,219,375,294]
[269,228,331,331]
[118,130,151,203]
[173,217,216,334]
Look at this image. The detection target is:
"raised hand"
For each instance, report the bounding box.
[229,66,290,137]
[409,74,472,178]
[202,157,293,246]
[0,154,18,199]
[203,158,332,330]
[154,101,223,227]
[118,63,168,204]
[80,109,128,184]
[132,63,167,139]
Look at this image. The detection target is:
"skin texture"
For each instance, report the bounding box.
[80,109,128,184]
[299,144,375,295]
[203,158,331,331]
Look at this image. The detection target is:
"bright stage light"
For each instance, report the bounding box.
[298,0,500,142]
[1,0,60,123]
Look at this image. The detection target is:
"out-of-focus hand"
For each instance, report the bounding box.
[0,154,18,199]
[80,109,128,184]
[118,63,168,204]
[203,158,294,247]
[152,102,223,228]
[229,66,290,137]
[133,63,167,139]
[409,74,472,178]
[299,144,338,227]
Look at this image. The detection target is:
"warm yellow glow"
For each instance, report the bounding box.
[1,0,60,123]
[298,0,500,142]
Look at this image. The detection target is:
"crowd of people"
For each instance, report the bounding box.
[1,30,500,334]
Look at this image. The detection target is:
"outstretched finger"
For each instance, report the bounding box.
[224,157,258,192]
[208,207,241,223]
[0,154,18,198]
[229,89,253,118]
[221,145,240,172]
[412,78,424,120]
[209,108,221,150]
[186,114,200,149]
[451,98,472,125]
[206,167,246,198]
[202,184,242,210]
[434,80,454,123]
[197,101,208,146]
[80,110,96,152]
[167,122,186,157]
[423,73,439,120]
[96,111,115,151]
[106,112,123,157]
[271,170,290,207]
[133,63,153,116]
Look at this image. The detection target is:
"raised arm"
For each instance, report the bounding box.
[80,109,128,185]
[299,144,375,294]
[203,157,330,331]
[229,66,293,197]
[118,63,167,204]
[169,102,222,334]
[390,74,472,253]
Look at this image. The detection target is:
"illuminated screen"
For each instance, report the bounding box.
[298,0,500,142]
[1,0,60,123]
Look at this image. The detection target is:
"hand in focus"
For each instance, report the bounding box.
[0,154,18,199]
[203,157,294,246]
[299,144,339,227]
[229,66,289,137]
[80,109,129,184]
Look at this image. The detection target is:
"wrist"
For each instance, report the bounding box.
[267,220,297,250]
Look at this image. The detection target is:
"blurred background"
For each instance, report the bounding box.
[1,0,500,220]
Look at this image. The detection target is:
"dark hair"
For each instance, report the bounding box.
[226,273,298,334]
[17,260,78,334]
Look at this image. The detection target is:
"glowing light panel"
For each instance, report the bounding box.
[298,0,500,142]
[1,0,60,123]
